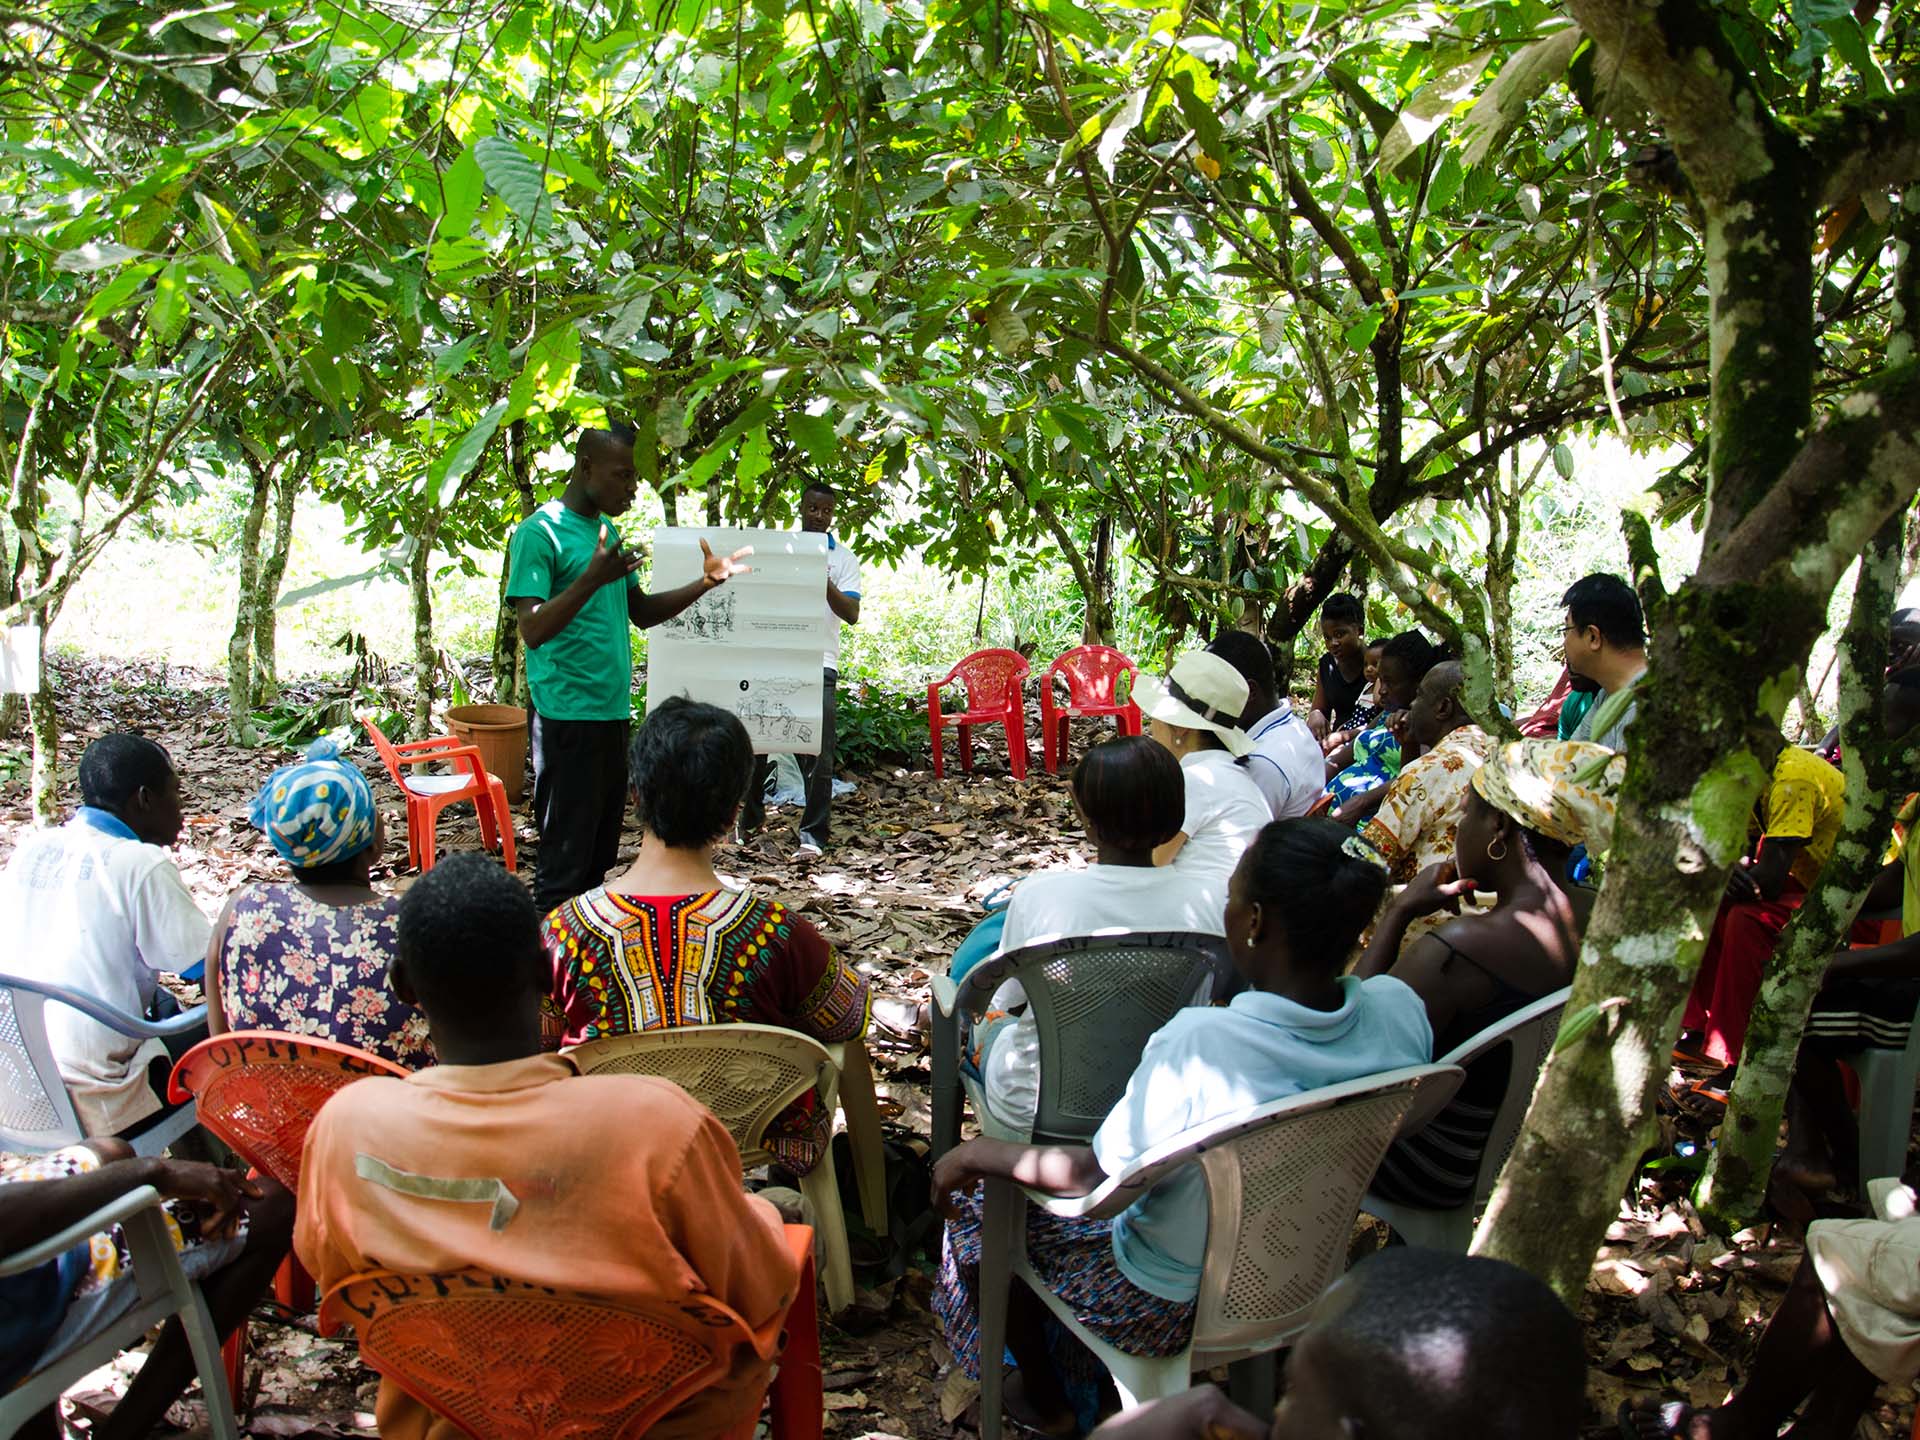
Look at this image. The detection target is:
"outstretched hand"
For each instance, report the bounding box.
[586,524,646,589]
[152,1160,262,1240]
[699,537,753,586]
[1401,860,1477,919]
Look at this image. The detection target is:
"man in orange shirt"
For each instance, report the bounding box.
[295,854,799,1439]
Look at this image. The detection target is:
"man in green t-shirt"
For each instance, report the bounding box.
[507,425,748,913]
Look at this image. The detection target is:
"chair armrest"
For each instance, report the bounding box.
[391,743,489,780]
[3,974,207,1039]
[930,973,959,1017]
[390,735,465,756]
[0,1185,165,1276]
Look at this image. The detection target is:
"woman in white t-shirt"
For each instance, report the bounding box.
[1134,651,1275,912]
[972,736,1223,1130]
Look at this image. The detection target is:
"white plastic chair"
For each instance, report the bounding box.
[973,1063,1463,1437]
[1360,987,1571,1251]
[565,1023,874,1315]
[0,973,205,1156]
[0,1184,239,1440]
[930,932,1232,1157]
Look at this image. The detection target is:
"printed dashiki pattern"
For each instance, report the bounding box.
[218,885,433,1069]
[542,886,870,1174]
[1325,722,1403,807]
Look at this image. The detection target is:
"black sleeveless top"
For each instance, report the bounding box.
[1318,652,1368,729]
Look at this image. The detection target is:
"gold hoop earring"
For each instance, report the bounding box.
[1487,838,1508,862]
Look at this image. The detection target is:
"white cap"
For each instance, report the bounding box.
[1133,652,1254,757]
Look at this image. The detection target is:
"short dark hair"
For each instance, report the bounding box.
[1379,630,1445,683]
[802,480,836,501]
[396,854,542,1026]
[629,697,754,847]
[1071,736,1184,854]
[1307,1248,1585,1440]
[1320,592,1364,627]
[1238,819,1389,971]
[1207,631,1276,724]
[78,733,174,811]
[1562,573,1646,650]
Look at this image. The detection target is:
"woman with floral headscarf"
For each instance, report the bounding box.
[1353,738,1622,1210]
[204,740,431,1068]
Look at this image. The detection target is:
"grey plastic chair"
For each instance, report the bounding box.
[1359,986,1571,1251]
[972,1062,1464,1437]
[0,1183,240,1440]
[0,973,205,1156]
[929,931,1232,1157]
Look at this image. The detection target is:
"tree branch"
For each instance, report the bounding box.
[1809,91,1920,213]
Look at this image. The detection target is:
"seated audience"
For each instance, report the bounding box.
[206,739,431,1068]
[1359,659,1494,886]
[970,736,1223,1132]
[1621,1192,1920,1438]
[0,733,211,1137]
[2,1139,292,1440]
[1208,630,1323,819]
[1135,651,1274,916]
[1678,740,1846,1095]
[1305,591,1369,742]
[1560,572,1647,749]
[930,820,1431,1436]
[1355,739,1622,1210]
[541,697,870,1173]
[296,854,799,1440]
[1320,637,1388,755]
[1324,631,1447,817]
[1085,1248,1585,1440]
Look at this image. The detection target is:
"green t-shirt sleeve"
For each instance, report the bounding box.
[506,521,554,603]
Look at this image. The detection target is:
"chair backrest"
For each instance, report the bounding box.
[564,1024,832,1166]
[319,1269,750,1440]
[949,648,1030,712]
[962,932,1231,1145]
[0,980,86,1154]
[1434,987,1570,1214]
[168,1031,411,1193]
[1180,1065,1462,1353]
[358,713,408,787]
[1042,646,1137,707]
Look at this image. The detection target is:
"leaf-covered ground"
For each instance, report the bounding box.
[8,658,1917,1439]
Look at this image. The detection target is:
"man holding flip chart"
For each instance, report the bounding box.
[506,424,750,914]
[736,480,861,858]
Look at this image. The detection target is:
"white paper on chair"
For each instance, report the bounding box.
[645,527,829,755]
[0,627,40,694]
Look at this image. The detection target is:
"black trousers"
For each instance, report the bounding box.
[740,668,838,847]
[531,712,630,916]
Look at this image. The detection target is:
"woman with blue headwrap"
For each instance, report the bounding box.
[203,740,432,1068]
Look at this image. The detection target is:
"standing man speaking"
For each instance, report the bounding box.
[738,481,860,858]
[508,424,749,914]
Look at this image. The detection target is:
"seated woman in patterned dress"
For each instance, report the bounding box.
[541,697,871,1175]
[206,740,432,1069]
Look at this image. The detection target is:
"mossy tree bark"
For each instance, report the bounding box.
[491,419,537,708]
[1693,516,1910,1228]
[252,464,301,705]
[1474,0,1920,1299]
[226,453,274,744]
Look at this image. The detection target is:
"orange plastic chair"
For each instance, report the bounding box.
[359,713,517,874]
[1038,645,1142,772]
[318,1224,823,1440]
[928,649,1031,780]
[168,1031,413,1383]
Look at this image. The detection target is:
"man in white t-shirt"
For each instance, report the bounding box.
[737,480,861,858]
[0,734,212,1136]
[1209,630,1326,818]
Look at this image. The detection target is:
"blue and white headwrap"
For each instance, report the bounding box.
[250,739,376,869]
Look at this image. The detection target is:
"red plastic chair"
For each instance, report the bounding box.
[168,1032,413,1394]
[927,649,1031,780]
[1038,645,1142,772]
[360,713,517,874]
[317,1223,823,1440]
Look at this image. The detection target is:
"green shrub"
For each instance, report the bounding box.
[835,678,927,770]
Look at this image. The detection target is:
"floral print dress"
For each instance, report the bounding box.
[217,885,433,1069]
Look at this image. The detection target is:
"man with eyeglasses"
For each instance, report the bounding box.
[1559,572,1648,751]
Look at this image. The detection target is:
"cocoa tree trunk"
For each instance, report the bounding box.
[492,420,537,707]
[226,456,273,743]
[25,621,55,823]
[252,463,301,706]
[1694,517,1907,1227]
[409,523,441,740]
